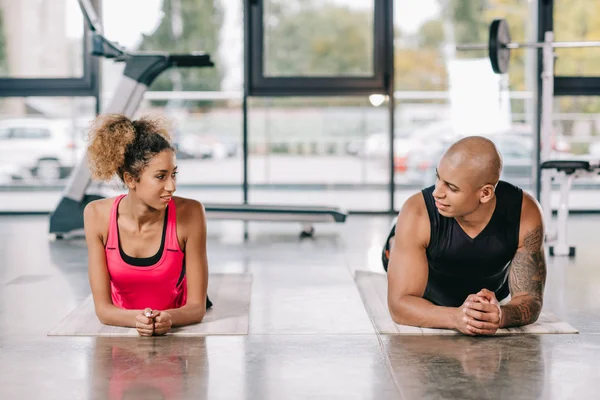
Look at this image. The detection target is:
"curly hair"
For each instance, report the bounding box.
[87,114,175,182]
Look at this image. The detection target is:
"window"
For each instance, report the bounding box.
[248,96,391,211]
[11,128,52,140]
[247,0,392,96]
[0,97,96,213]
[0,0,98,96]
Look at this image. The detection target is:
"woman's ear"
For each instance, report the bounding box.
[123,172,136,191]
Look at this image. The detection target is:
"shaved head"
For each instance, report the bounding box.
[440,136,503,189]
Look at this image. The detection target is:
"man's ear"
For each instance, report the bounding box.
[479,184,495,204]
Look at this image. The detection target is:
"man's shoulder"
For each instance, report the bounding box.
[401,192,428,215]
[519,191,543,221]
[397,192,430,245]
[517,190,544,244]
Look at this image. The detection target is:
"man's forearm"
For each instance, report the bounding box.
[500,295,542,328]
[389,295,457,329]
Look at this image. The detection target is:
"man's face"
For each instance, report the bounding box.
[431,156,482,218]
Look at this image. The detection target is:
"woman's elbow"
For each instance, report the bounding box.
[187,304,206,324]
[194,309,206,324]
[94,306,111,325]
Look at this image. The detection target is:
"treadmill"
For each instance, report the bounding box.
[49,0,346,239]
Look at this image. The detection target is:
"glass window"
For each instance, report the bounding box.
[0,0,85,78]
[554,0,600,76]
[11,128,52,139]
[392,0,538,209]
[101,0,236,94]
[248,96,390,211]
[263,0,375,77]
[0,97,96,212]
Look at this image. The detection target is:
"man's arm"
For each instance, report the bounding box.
[500,193,547,328]
[387,194,459,329]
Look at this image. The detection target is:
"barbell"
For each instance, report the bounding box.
[456,18,600,74]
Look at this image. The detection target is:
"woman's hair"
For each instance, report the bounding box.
[87,114,175,182]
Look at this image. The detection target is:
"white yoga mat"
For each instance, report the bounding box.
[48,273,252,336]
[354,270,578,335]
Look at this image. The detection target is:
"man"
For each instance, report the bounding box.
[385,136,547,336]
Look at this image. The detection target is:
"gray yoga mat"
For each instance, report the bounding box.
[48,273,252,336]
[354,270,578,335]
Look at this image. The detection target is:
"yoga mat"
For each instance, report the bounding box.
[48,273,252,336]
[354,270,578,335]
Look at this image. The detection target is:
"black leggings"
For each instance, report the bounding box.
[381,220,397,272]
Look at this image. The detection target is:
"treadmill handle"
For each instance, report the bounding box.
[169,53,214,67]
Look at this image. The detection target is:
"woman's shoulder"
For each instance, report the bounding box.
[84,196,119,221]
[172,196,206,224]
[83,196,121,240]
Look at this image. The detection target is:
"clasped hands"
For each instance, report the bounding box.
[135,308,173,337]
[456,288,502,336]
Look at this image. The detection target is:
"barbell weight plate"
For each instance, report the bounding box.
[489,18,511,74]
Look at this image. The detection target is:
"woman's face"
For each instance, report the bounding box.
[134,149,178,210]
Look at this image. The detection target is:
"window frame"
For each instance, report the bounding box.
[0,0,99,97]
[245,0,392,96]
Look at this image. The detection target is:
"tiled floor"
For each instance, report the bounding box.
[1,213,600,399]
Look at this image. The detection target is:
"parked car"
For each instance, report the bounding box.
[178,133,238,159]
[0,118,86,182]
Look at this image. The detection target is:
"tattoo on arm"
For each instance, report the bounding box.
[503,224,547,327]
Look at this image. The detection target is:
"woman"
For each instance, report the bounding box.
[83,114,211,336]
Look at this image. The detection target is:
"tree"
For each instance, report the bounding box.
[263,1,373,77]
[137,0,223,92]
[418,19,445,49]
[442,0,488,45]
[0,7,7,75]
[552,0,600,135]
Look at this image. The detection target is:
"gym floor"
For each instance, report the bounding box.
[1,213,599,399]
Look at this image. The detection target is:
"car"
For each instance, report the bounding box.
[0,118,86,182]
[178,133,238,160]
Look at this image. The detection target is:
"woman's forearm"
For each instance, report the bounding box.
[166,303,206,327]
[96,304,141,328]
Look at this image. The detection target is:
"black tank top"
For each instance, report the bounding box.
[421,180,523,307]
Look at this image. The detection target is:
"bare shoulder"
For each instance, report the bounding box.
[396,192,430,247]
[83,197,115,240]
[173,196,206,226]
[518,191,545,250]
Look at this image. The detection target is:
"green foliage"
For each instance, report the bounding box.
[0,8,7,74]
[263,1,373,77]
[554,0,600,116]
[138,0,223,92]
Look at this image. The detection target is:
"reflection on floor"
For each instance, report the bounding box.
[1,214,600,399]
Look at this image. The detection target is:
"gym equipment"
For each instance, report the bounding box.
[540,160,600,257]
[457,19,600,257]
[457,18,600,74]
[49,0,346,239]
